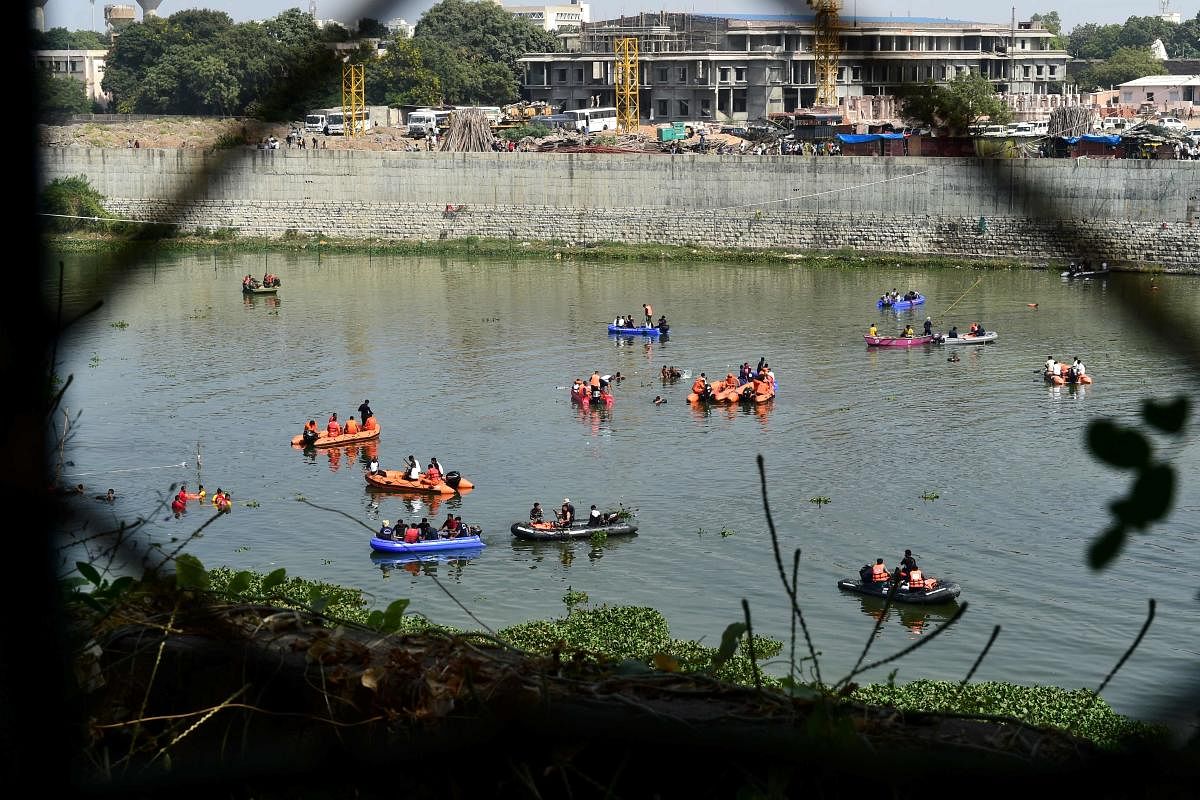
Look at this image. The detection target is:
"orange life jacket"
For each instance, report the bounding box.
[871,563,890,583]
[691,378,706,394]
[426,467,442,482]
[327,421,341,436]
[363,416,377,431]
[590,374,601,388]
[403,528,419,543]
[908,569,925,589]
[345,419,360,434]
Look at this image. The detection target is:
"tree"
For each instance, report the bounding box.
[1067,23,1123,60]
[364,37,442,107]
[1077,47,1168,91]
[413,0,558,103]
[37,71,91,116]
[35,27,107,50]
[1031,11,1061,35]
[898,72,1010,136]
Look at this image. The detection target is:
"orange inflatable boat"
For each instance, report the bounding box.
[292,424,381,449]
[1044,372,1093,386]
[688,376,775,405]
[364,469,475,495]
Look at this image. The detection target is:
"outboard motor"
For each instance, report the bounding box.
[859,564,873,584]
[302,429,318,447]
[444,471,461,489]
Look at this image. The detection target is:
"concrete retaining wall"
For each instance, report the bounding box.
[40,148,1200,268]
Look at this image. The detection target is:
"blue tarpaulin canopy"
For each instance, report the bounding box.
[1062,134,1122,145]
[836,133,906,143]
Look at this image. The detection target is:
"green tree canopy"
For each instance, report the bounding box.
[364,37,442,108]
[413,0,558,104]
[37,71,92,116]
[1076,47,1168,91]
[35,27,108,50]
[1066,15,1200,60]
[1030,11,1061,35]
[899,72,1010,136]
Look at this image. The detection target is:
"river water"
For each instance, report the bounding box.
[49,249,1200,735]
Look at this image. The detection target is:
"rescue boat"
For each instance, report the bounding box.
[364,469,474,495]
[291,424,381,448]
[369,532,484,554]
[570,386,614,408]
[876,294,925,310]
[837,576,961,605]
[510,520,638,541]
[1044,372,1093,386]
[865,334,935,347]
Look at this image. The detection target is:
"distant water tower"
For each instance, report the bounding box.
[104,4,136,34]
[32,0,49,33]
[136,0,164,19]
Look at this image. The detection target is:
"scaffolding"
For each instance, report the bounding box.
[808,0,841,107]
[614,37,640,133]
[341,63,365,137]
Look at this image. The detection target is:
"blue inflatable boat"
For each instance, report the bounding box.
[877,294,925,310]
[607,324,662,337]
[370,534,485,553]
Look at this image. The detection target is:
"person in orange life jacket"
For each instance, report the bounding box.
[439,513,461,537]
[327,413,341,436]
[907,567,928,591]
[215,490,232,513]
[870,558,890,583]
[691,374,707,395]
[362,414,378,432]
[171,485,188,517]
[344,416,360,435]
[426,457,443,483]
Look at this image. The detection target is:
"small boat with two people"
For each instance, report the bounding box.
[242,273,282,294]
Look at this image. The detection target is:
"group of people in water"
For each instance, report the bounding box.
[612,303,669,332]
[571,370,623,405]
[529,499,621,528]
[303,400,378,444]
[378,513,472,542]
[878,289,922,306]
[1044,355,1087,382]
[690,358,777,403]
[170,483,231,517]
[860,549,938,591]
[242,273,281,290]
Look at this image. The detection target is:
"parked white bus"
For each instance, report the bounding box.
[305,108,337,133]
[563,107,618,133]
[324,108,373,135]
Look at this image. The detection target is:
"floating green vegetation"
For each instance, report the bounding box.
[243,499,260,508]
[88,353,100,368]
[849,680,1169,751]
[810,496,831,509]
[109,320,129,329]
[562,587,589,614]
[589,530,608,546]
[920,491,940,502]
[719,528,737,538]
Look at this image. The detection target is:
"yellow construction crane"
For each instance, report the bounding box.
[342,62,365,137]
[807,0,841,108]
[614,37,640,133]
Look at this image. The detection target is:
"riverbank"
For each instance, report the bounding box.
[41,147,1200,271]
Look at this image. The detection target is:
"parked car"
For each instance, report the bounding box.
[1155,117,1187,132]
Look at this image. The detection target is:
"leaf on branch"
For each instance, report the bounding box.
[713,622,747,668]
[1088,525,1126,570]
[175,553,209,590]
[1126,464,1176,529]
[1087,420,1151,469]
[1141,397,1189,434]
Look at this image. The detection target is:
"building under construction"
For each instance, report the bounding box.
[519,12,1070,124]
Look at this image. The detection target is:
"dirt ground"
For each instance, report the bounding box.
[39,116,745,152]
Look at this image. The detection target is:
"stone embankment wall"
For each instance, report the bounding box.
[41,148,1200,269]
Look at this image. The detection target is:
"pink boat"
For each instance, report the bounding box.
[864,334,935,347]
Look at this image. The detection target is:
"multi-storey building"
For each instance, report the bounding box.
[500,0,590,32]
[518,12,1070,122]
[34,50,111,110]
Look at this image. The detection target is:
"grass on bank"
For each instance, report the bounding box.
[165,562,1167,752]
[45,229,1037,271]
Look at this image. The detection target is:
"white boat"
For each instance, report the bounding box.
[935,331,998,345]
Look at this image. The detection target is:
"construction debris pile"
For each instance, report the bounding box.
[1048,107,1093,139]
